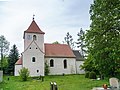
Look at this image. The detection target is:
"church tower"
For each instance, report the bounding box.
[23,18,45,76]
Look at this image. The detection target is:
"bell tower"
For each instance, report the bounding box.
[23,17,45,76]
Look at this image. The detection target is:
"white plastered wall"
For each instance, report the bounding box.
[45,57,76,75]
[14,65,22,76]
[76,61,85,74]
[23,42,44,77]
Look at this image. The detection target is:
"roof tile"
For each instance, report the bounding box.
[15,57,22,65]
[45,43,76,58]
[24,20,45,34]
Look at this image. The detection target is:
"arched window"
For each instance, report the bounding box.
[64,60,67,69]
[32,57,36,62]
[33,35,37,40]
[50,59,54,67]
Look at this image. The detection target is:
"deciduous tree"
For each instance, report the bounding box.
[84,0,120,77]
[0,35,10,70]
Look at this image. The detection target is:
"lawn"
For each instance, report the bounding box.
[0,74,109,90]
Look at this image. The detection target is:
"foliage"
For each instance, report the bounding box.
[52,41,60,44]
[89,71,97,79]
[45,62,50,75]
[83,0,120,77]
[0,75,109,90]
[76,28,86,57]
[64,32,75,49]
[85,71,90,78]
[2,56,9,74]
[0,35,10,70]
[81,54,97,72]
[7,44,19,75]
[19,67,29,81]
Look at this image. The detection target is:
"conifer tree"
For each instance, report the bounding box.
[7,44,19,75]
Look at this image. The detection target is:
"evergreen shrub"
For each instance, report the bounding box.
[89,71,97,79]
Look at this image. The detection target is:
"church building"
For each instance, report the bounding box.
[15,18,84,76]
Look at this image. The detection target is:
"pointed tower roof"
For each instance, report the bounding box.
[24,19,45,34]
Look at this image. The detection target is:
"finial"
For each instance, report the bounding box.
[33,14,35,20]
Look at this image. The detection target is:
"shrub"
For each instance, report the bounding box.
[19,67,29,81]
[45,62,50,75]
[89,71,97,79]
[85,71,90,78]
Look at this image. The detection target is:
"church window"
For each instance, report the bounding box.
[32,57,36,62]
[50,59,54,67]
[27,35,32,40]
[37,70,39,73]
[33,35,37,40]
[64,60,67,69]
[29,47,31,49]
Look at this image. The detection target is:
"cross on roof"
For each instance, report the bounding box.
[33,14,35,20]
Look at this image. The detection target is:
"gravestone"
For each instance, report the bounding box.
[0,70,3,82]
[109,77,119,88]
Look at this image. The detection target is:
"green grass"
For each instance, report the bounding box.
[0,74,109,90]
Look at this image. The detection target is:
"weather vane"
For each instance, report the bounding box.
[33,14,35,20]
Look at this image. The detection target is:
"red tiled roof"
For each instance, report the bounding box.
[24,20,45,34]
[45,43,76,58]
[15,57,22,65]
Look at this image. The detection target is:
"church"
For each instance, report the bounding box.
[14,18,85,76]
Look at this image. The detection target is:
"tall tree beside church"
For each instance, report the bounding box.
[64,32,75,49]
[84,0,120,77]
[76,28,86,57]
[0,35,10,70]
[7,44,19,75]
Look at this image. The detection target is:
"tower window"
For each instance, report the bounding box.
[63,59,67,69]
[50,59,54,67]
[33,35,37,40]
[32,57,36,62]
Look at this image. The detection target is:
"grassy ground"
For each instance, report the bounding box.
[0,74,109,90]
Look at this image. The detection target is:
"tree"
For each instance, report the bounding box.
[64,32,75,49]
[2,56,9,74]
[0,35,10,70]
[84,0,120,77]
[7,44,19,75]
[52,41,60,44]
[76,28,86,57]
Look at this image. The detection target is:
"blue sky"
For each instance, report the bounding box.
[0,0,93,53]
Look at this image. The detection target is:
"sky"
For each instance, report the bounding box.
[0,0,93,53]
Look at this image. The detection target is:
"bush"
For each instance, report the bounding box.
[89,71,97,79]
[19,67,29,81]
[85,71,90,78]
[45,62,50,75]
